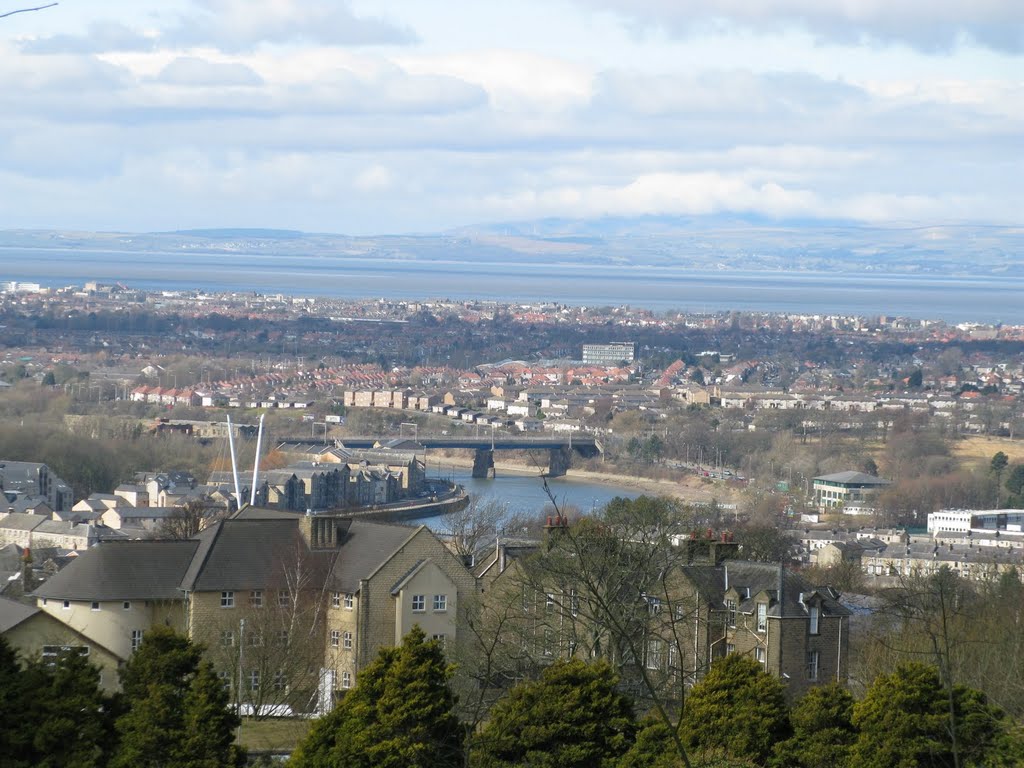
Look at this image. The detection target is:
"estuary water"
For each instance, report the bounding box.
[406,466,642,531]
[0,246,1021,324]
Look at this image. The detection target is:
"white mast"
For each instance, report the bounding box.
[250,413,266,506]
[226,414,242,510]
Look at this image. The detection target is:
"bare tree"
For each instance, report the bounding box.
[0,3,57,20]
[439,498,507,562]
[158,499,227,539]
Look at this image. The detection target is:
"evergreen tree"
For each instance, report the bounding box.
[291,626,462,768]
[852,662,1009,768]
[472,659,636,768]
[111,626,242,768]
[682,655,790,764]
[0,636,34,766]
[770,683,855,768]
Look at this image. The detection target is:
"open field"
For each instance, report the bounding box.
[236,718,311,753]
[953,436,1024,468]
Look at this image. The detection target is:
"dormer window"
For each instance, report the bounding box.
[725,598,737,627]
[756,602,767,633]
[809,603,820,635]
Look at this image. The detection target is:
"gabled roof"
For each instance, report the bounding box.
[0,513,47,532]
[33,540,200,601]
[0,596,38,633]
[331,520,422,593]
[682,560,850,619]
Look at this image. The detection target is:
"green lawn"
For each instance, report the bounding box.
[236,718,311,752]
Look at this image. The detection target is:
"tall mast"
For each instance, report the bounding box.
[226,414,242,510]
[250,413,266,506]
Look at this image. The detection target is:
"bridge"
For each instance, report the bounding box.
[278,434,602,479]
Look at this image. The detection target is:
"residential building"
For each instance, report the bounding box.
[32,510,477,712]
[582,342,637,366]
[0,461,73,513]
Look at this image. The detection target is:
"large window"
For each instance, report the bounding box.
[220,591,235,608]
[130,630,143,652]
[331,591,341,608]
[341,671,351,689]
[646,639,663,670]
[756,603,767,633]
[755,646,766,666]
[433,594,447,612]
[344,593,354,610]
[412,594,425,612]
[343,631,353,650]
[725,598,737,627]
[330,630,341,648]
[249,590,263,608]
[809,604,820,635]
[249,670,260,691]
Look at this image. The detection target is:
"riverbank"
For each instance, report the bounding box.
[428,453,731,505]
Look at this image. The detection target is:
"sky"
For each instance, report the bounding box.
[0,0,1021,234]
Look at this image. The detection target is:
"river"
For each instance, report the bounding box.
[405,466,642,531]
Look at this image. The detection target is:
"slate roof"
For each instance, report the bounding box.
[681,560,850,619]
[813,471,890,486]
[331,520,421,592]
[0,596,38,633]
[0,513,47,532]
[33,540,200,601]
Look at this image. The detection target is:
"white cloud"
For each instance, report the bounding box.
[156,56,263,86]
[573,0,1024,53]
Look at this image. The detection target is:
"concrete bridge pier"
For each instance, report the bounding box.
[547,446,572,478]
[472,449,495,479]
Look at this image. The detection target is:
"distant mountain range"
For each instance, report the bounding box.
[1,216,1021,277]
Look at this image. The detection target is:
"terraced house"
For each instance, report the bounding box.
[30,508,477,713]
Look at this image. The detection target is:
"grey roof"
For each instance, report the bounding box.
[33,540,200,601]
[331,520,421,593]
[813,471,890,486]
[682,560,851,619]
[0,513,47,532]
[115,507,177,520]
[0,596,38,633]
[180,519,334,592]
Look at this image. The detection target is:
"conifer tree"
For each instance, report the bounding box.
[682,654,790,764]
[291,626,462,768]
[111,626,242,768]
[770,683,855,768]
[472,659,636,768]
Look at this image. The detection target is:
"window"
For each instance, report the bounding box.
[545,593,556,614]
[278,589,290,607]
[91,601,100,611]
[341,671,351,689]
[62,600,70,610]
[221,591,235,608]
[756,603,767,633]
[220,630,234,647]
[331,630,341,648]
[755,647,766,666]
[248,631,262,647]
[433,594,447,612]
[647,597,662,616]
[725,643,736,656]
[217,671,231,692]
[343,631,353,650]
[668,643,679,675]
[431,633,446,648]
[344,593,354,610]
[249,590,263,608]
[809,604,820,635]
[806,650,820,681]
[277,629,289,646]
[542,629,554,657]
[274,670,287,692]
[130,630,143,652]
[569,589,579,617]
[412,594,425,612]
[249,670,260,691]
[331,591,341,608]
[42,645,88,663]
[122,601,131,610]
[725,598,737,627]
[646,639,663,670]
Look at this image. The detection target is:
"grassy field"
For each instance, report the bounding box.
[953,435,1024,468]
[236,718,311,753]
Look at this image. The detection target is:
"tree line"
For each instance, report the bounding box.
[291,626,1022,768]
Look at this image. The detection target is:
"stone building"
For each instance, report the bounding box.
[31,508,477,713]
